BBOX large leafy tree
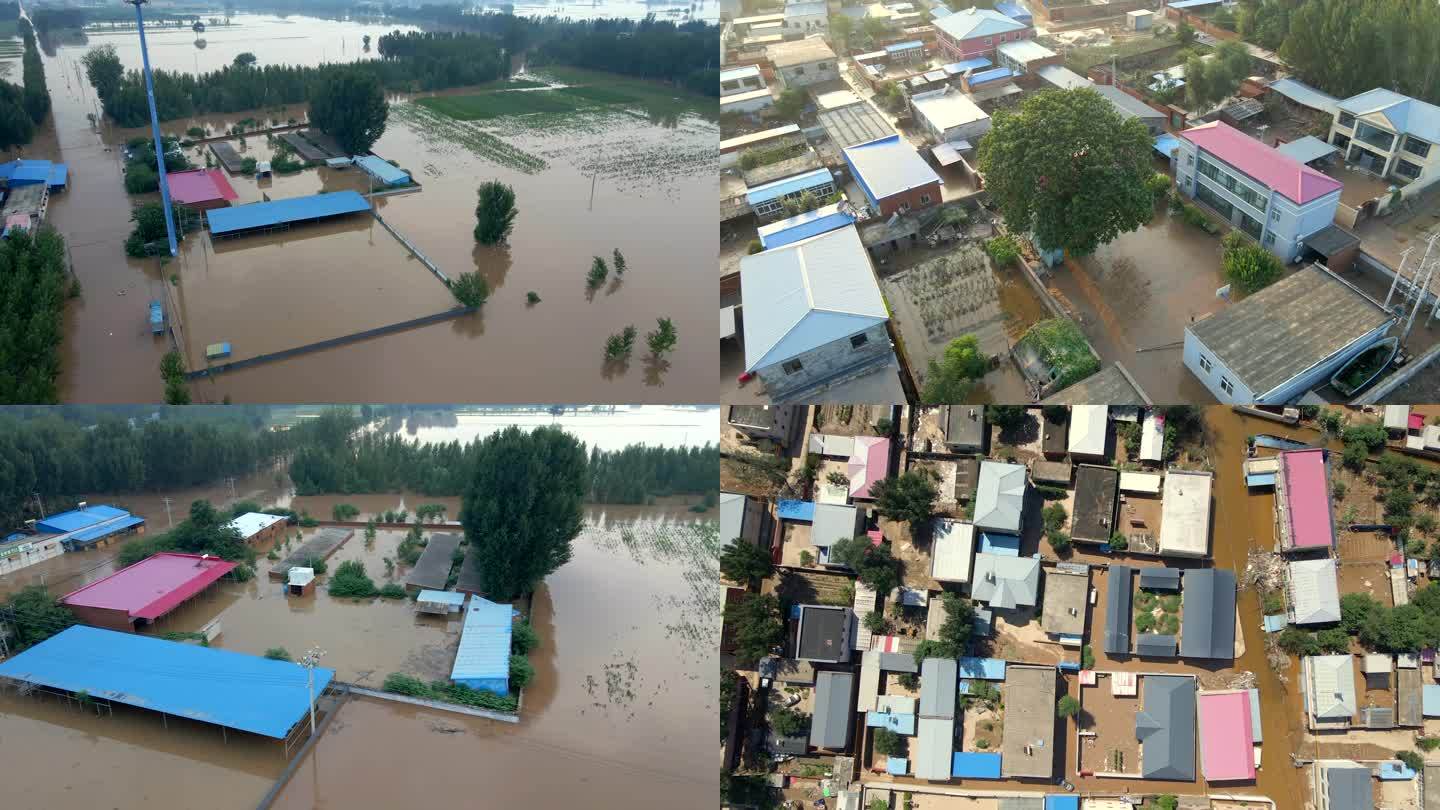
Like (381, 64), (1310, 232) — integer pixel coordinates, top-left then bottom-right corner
(724, 592), (784, 663)
(977, 88), (1153, 256)
(3, 586), (75, 650)
(720, 540), (773, 588)
(921, 335), (988, 404)
(309, 67), (388, 155)
(460, 425), (587, 601)
(474, 180), (518, 245)
(869, 470), (939, 526)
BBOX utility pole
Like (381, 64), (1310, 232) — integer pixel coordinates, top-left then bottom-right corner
(299, 646), (327, 736)
(127, 0), (178, 257)
(33, 492), (44, 519)
(226, 477), (237, 501)
(161, 496), (174, 529)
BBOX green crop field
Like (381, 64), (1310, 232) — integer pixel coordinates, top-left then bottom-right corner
(416, 87), (631, 121)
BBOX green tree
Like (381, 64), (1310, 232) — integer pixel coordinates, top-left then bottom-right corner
(1174, 19), (1196, 45)
(604, 326), (638, 361)
(233, 52), (257, 67)
(459, 425), (587, 600)
(829, 14), (854, 51)
(309, 66), (388, 154)
(872, 727), (905, 756)
(774, 88), (806, 120)
(646, 317), (677, 356)
(509, 654), (535, 689)
(473, 180), (518, 245)
(1277, 626), (1319, 656)
(448, 271), (490, 307)
(3, 586), (76, 650)
(81, 45), (124, 108)
(770, 706), (810, 737)
(587, 255), (609, 288)
(265, 646), (292, 661)
(869, 470), (939, 525)
(1221, 232), (1284, 293)
(724, 592), (784, 663)
(1398, 750), (1425, 773)
(1057, 695), (1081, 718)
(987, 405), (1028, 431)
(921, 334), (989, 404)
(829, 536), (901, 594)
(978, 88), (1153, 256)
(332, 503), (359, 521)
(512, 619), (540, 654)
(720, 540), (773, 587)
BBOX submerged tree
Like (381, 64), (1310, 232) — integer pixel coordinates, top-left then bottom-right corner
(473, 180), (517, 245)
(587, 256), (609, 288)
(460, 425), (587, 600)
(604, 325), (637, 360)
(309, 66), (388, 155)
(646, 317), (677, 356)
(448, 271), (490, 307)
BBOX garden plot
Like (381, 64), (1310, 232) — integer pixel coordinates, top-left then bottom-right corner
(1135, 587), (1182, 637)
(589, 518), (720, 660)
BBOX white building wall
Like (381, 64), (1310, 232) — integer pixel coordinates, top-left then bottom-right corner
(778, 60), (840, 89)
(1182, 329), (1255, 405)
(783, 10), (828, 33)
(0, 538), (65, 577)
(1184, 319), (1395, 405)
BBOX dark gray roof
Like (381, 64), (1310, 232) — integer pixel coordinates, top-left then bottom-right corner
(1362, 706), (1395, 729)
(797, 606), (851, 661)
(1093, 83), (1166, 122)
(818, 101), (894, 149)
(1031, 459), (1072, 484)
(1105, 565), (1133, 655)
(1138, 566), (1182, 591)
(998, 798), (1045, 810)
(973, 606), (993, 638)
(769, 729), (810, 756)
(402, 533), (462, 591)
(1135, 675), (1196, 780)
(1072, 465), (1119, 542)
(1187, 264), (1394, 397)
(920, 657), (957, 719)
(811, 670), (855, 749)
(1041, 411), (1068, 456)
(1324, 764), (1373, 810)
(879, 652), (919, 673)
(1136, 634), (1178, 657)
(945, 405), (986, 449)
(1303, 224), (1361, 257)
(1041, 364), (1151, 406)
(1180, 569), (1237, 660)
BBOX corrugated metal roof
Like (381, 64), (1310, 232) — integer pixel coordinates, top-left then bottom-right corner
(36, 505), (130, 534)
(1138, 566), (1181, 591)
(0, 625), (332, 738)
(60, 552), (236, 621)
(811, 503), (858, 548)
(1323, 764), (1374, 810)
(957, 656), (1006, 680)
(1159, 470), (1212, 556)
(207, 191), (370, 236)
(1309, 655), (1357, 719)
(950, 751), (1002, 778)
(811, 670), (854, 748)
(942, 57), (992, 75)
(915, 716), (954, 778)
(1268, 78), (1338, 115)
(1036, 64), (1090, 90)
(225, 512), (286, 540)
(739, 225), (886, 372)
(417, 589), (467, 606)
(975, 461), (1025, 533)
(67, 515), (146, 546)
(1136, 675), (1196, 780)
(1276, 135), (1339, 165)
(1181, 121), (1342, 204)
(967, 66), (1014, 86)
(996, 38), (1053, 64)
(720, 492), (746, 541)
(1198, 691), (1255, 781)
(1136, 634), (1178, 657)
(745, 167), (834, 206)
(885, 39), (924, 53)
(1094, 84), (1163, 122)
(933, 6), (1026, 40)
(167, 168), (239, 204)
(1288, 557), (1341, 625)
(1105, 565), (1133, 654)
(1180, 568), (1236, 659)
(920, 657), (958, 718)
(450, 597), (514, 685)
(354, 154), (411, 186)
(843, 135), (942, 207)
(970, 553), (1039, 609)
(758, 202), (856, 250)
(776, 499), (816, 521)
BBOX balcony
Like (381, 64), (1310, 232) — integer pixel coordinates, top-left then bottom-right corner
(1353, 123), (1396, 153)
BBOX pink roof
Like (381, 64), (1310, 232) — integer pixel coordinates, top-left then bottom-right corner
(847, 436), (891, 500)
(165, 168), (239, 205)
(1280, 449), (1334, 549)
(1412, 413), (1427, 431)
(1198, 691), (1255, 781)
(61, 552), (237, 621)
(1180, 121), (1343, 205)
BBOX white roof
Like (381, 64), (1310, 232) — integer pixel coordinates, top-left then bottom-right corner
(1068, 405), (1108, 456)
(721, 88), (774, 106)
(931, 519), (976, 583)
(1037, 64), (1092, 90)
(914, 717), (955, 780)
(877, 694), (916, 714)
(975, 460), (1026, 533)
(812, 503), (859, 548)
(721, 124), (801, 153)
(1337, 88), (1440, 145)
(767, 37), (836, 68)
(225, 512), (286, 540)
(1385, 405), (1410, 430)
(1362, 653), (1392, 674)
(1119, 471), (1163, 494)
(721, 64), (762, 83)
(809, 432), (857, 457)
(288, 567), (315, 587)
(1426, 424), (1440, 450)
(786, 0), (827, 17)
(910, 87), (990, 133)
(1307, 654), (1356, 720)
(843, 136), (943, 203)
(1140, 411), (1163, 461)
(1288, 557), (1341, 625)
(816, 89), (862, 110)
(858, 648), (882, 712)
(740, 225), (887, 372)
(1158, 470), (1212, 556)
(933, 6), (1026, 41)
(997, 39), (1056, 64)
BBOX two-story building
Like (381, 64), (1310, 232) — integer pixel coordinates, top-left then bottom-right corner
(1174, 121), (1343, 262)
(766, 37), (839, 89)
(739, 224), (895, 401)
(932, 6), (1031, 63)
(782, 0), (828, 35)
(1328, 88), (1440, 189)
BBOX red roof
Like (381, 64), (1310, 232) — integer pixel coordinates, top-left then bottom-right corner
(165, 168), (239, 205)
(61, 552), (237, 621)
(1411, 413), (1426, 431)
(1180, 121), (1343, 205)
(1198, 691), (1255, 781)
(1281, 449), (1334, 549)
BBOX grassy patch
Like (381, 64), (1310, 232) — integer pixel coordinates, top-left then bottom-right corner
(390, 102), (548, 174)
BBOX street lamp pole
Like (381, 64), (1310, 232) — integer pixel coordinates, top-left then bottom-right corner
(126, 0), (177, 257)
(299, 646), (326, 736)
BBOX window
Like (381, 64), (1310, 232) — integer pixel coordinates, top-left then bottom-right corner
(1220, 377), (1234, 395)
(850, 333), (869, 349)
(1271, 208), (1280, 222)
(1199, 355), (1213, 373)
(782, 359), (804, 375)
(919, 193), (932, 205)
(1186, 154), (1194, 166)
(794, 66), (806, 76)
(1263, 232), (1276, 247)
(984, 37), (992, 45)
(818, 62), (832, 71)
(1404, 137), (1432, 158)
(1239, 212), (1263, 240)
(1396, 159), (1423, 180)
(1337, 112), (1355, 128)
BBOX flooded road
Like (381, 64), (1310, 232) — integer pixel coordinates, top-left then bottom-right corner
(29, 15), (717, 403)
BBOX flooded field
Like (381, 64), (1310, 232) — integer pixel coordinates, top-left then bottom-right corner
(25, 15), (718, 403)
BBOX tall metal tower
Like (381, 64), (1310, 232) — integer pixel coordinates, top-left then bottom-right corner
(126, 0), (177, 257)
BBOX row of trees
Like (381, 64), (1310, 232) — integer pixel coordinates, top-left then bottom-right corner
(0, 22), (44, 149)
(526, 17), (719, 97)
(0, 229), (73, 405)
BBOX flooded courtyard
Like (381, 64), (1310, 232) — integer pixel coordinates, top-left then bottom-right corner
(20, 14), (718, 403)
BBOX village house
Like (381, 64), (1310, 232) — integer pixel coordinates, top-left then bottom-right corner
(720, 64), (765, 96)
(973, 460), (1026, 535)
(932, 6), (1032, 63)
(224, 512), (288, 546)
(915, 657), (957, 781)
(1039, 564), (1088, 645)
(1158, 469), (1212, 558)
(1183, 264), (1396, 404)
(1093, 84), (1166, 136)
(720, 492), (769, 547)
(908, 86), (991, 147)
(842, 135), (944, 218)
(1287, 557), (1341, 626)
(1329, 88), (1440, 189)
(745, 166), (838, 220)
(1180, 568), (1236, 660)
(810, 670), (855, 751)
(766, 37), (838, 89)
(795, 604), (855, 664)
(1304, 655), (1357, 730)
(782, 0), (828, 35)
(1174, 121), (1343, 262)
(738, 226), (893, 400)
(1315, 761), (1374, 810)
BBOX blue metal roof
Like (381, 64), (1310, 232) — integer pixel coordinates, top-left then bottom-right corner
(67, 515), (146, 547)
(451, 597), (513, 688)
(951, 751), (1002, 778)
(866, 711), (916, 734)
(745, 167), (834, 206)
(5, 159), (54, 184)
(943, 57), (992, 75)
(36, 505), (130, 534)
(417, 589), (466, 606)
(1153, 133), (1180, 157)
(1167, 0), (1220, 8)
(354, 154), (411, 186)
(1045, 798), (1079, 810)
(886, 756), (909, 775)
(994, 1), (1032, 22)
(1380, 761), (1417, 780)
(1247, 471), (1277, 487)
(0, 625), (333, 738)
(968, 67), (1013, 86)
(1424, 684), (1440, 717)
(885, 40), (924, 53)
(958, 656), (1006, 680)
(207, 191), (370, 236)
(776, 499), (817, 521)
(758, 204), (856, 250)
(978, 532), (1020, 556)
(47, 163), (67, 187)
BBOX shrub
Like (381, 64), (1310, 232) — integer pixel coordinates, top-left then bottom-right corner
(985, 234), (1020, 267)
(1222, 231), (1284, 294)
(264, 647), (292, 661)
(864, 609), (888, 634)
(327, 559), (378, 598)
(378, 583), (407, 599)
(1109, 532), (1128, 550)
(448, 271), (490, 307)
(509, 653), (535, 690)
(1057, 695), (1080, 718)
(1398, 750), (1425, 773)
(873, 727), (906, 756)
(1144, 171), (1171, 202)
(512, 619), (540, 654)
(747, 239), (762, 254)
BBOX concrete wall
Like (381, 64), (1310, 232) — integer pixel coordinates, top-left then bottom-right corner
(777, 60), (840, 89)
(756, 321), (894, 400)
(243, 521), (288, 547)
(720, 93), (776, 116)
(782, 11), (827, 33)
(1045, 0), (1150, 23)
(0, 538), (63, 577)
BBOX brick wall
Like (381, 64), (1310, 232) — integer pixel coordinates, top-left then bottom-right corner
(875, 181), (942, 218)
(67, 605), (136, 633)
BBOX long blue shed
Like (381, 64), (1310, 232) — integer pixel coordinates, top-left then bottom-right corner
(206, 190), (370, 236)
(951, 751), (1002, 778)
(0, 625), (333, 738)
(354, 154), (412, 187)
(36, 504), (130, 534)
(451, 596), (514, 695)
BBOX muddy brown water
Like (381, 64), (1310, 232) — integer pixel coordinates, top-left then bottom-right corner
(28, 16), (718, 403)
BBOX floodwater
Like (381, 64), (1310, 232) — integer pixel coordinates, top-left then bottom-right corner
(504, 0), (719, 23)
(1048, 209), (1225, 404)
(25, 14), (718, 403)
